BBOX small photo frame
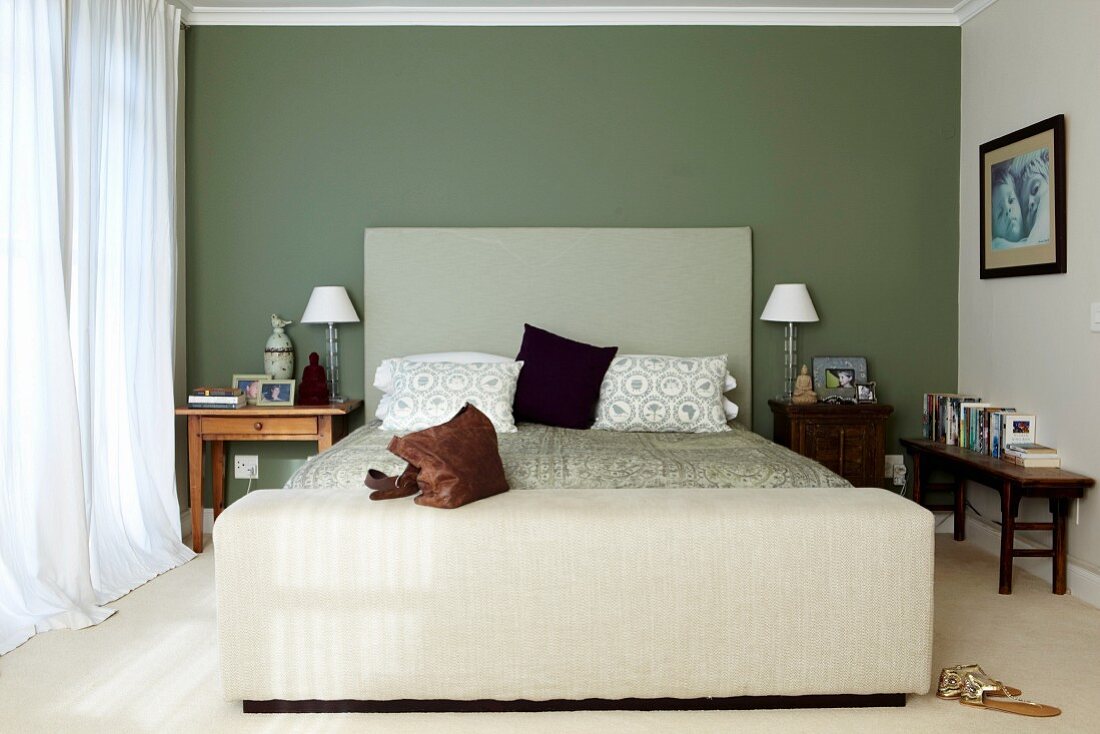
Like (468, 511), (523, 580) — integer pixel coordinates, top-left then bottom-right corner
(812, 357), (868, 402)
(232, 373), (270, 405)
(256, 379), (295, 406)
(856, 382), (877, 404)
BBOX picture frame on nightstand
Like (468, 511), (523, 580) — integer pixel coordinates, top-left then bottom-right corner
(812, 357), (868, 403)
(232, 373), (270, 405)
(256, 379), (296, 406)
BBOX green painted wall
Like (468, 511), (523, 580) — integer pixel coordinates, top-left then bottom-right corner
(186, 26), (959, 505)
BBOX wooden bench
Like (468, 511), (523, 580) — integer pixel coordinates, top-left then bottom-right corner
(900, 438), (1093, 595)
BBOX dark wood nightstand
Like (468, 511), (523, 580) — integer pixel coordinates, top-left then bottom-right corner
(769, 399), (893, 487)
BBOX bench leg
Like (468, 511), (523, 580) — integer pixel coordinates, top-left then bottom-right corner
(1051, 498), (1070, 595)
(998, 481), (1015, 594)
(910, 451), (922, 505)
(953, 476), (966, 541)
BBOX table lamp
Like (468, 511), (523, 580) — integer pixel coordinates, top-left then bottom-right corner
(760, 283), (819, 400)
(301, 286), (360, 402)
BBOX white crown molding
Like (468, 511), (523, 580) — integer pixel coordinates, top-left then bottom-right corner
(953, 0), (998, 25)
(182, 4), (972, 27)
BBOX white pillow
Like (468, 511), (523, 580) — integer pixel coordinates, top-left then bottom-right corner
(619, 354), (735, 393)
(373, 352), (738, 421)
(381, 360), (523, 433)
(724, 397), (739, 420)
(592, 355), (731, 433)
(384, 393), (737, 422)
(374, 352), (513, 394)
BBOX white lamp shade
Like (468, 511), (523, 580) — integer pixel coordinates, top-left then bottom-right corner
(759, 283), (819, 323)
(301, 286), (360, 324)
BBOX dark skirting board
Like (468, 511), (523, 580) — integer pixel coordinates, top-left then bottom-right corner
(244, 694), (905, 714)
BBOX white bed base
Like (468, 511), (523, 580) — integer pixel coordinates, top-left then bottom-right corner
(216, 485), (934, 711)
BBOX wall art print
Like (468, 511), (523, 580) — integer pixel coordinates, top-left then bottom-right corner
(980, 114), (1065, 279)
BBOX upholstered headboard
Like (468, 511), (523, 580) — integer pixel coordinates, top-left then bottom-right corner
(363, 227), (753, 426)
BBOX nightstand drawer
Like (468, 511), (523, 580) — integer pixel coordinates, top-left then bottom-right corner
(200, 415), (319, 436)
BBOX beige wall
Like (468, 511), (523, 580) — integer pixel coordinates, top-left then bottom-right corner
(959, 0), (1100, 573)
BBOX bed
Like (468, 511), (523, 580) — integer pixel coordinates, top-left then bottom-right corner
(216, 227), (934, 712)
(286, 421), (851, 490)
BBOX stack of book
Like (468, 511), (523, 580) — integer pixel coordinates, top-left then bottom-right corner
(1003, 443), (1061, 468)
(922, 392), (1038, 460)
(188, 387), (245, 409)
(922, 393), (983, 445)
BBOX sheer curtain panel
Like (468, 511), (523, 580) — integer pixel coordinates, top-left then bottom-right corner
(0, 0), (114, 654)
(0, 0), (192, 655)
(68, 0), (192, 603)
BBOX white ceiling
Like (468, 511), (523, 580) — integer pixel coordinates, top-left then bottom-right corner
(178, 0), (997, 26)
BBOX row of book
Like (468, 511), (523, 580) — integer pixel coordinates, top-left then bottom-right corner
(188, 387), (245, 409)
(921, 392), (1060, 468)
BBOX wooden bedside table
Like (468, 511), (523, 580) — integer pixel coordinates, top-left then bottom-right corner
(769, 399), (893, 487)
(175, 400), (363, 552)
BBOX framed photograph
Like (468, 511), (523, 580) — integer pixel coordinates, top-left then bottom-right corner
(856, 382), (877, 404)
(232, 373), (270, 405)
(256, 379), (295, 406)
(812, 357), (868, 403)
(980, 114), (1065, 279)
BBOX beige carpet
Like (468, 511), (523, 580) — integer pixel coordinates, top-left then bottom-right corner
(1, 535), (1097, 733)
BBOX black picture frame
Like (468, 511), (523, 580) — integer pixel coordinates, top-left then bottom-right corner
(856, 382), (877, 404)
(979, 114), (1066, 279)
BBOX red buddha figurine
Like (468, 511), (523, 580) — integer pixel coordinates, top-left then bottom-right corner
(298, 352), (329, 405)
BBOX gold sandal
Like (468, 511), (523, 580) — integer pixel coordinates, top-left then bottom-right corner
(960, 670), (1061, 717)
(937, 664), (1021, 699)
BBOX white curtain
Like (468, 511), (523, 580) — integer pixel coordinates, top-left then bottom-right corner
(0, 0), (192, 654)
(68, 0), (192, 601)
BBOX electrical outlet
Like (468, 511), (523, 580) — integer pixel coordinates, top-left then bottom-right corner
(884, 454), (903, 476)
(892, 464), (908, 487)
(234, 455), (258, 480)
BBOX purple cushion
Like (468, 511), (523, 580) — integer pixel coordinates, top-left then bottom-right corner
(513, 324), (618, 429)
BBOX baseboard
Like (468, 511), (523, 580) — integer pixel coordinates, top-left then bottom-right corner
(180, 509), (215, 539)
(932, 512), (955, 536)
(958, 511), (1100, 609)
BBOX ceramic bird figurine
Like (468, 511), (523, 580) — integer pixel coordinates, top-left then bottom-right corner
(264, 314), (295, 379)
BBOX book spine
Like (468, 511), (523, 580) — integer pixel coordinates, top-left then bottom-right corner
(922, 394), (931, 439)
(991, 412), (1002, 458)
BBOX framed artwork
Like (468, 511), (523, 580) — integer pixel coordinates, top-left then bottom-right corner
(856, 382), (877, 404)
(979, 114), (1066, 279)
(812, 357), (868, 403)
(256, 379), (296, 406)
(232, 373), (270, 405)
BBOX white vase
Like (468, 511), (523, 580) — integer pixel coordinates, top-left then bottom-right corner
(264, 315), (295, 380)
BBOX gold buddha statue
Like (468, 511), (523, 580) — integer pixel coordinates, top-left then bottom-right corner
(791, 364), (817, 405)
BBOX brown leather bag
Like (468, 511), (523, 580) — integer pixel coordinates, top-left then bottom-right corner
(365, 403), (509, 509)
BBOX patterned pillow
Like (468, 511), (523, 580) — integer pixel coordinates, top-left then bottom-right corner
(592, 355), (731, 433)
(381, 361), (523, 433)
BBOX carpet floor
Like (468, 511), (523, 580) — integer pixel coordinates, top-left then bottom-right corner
(1, 534), (1097, 733)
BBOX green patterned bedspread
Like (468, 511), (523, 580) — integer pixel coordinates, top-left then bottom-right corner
(285, 421), (850, 490)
